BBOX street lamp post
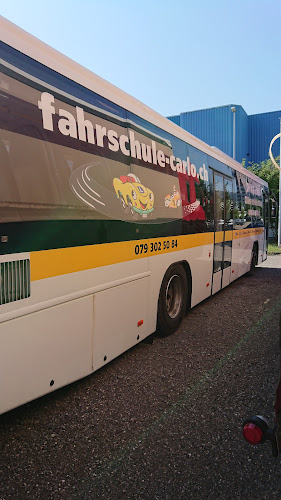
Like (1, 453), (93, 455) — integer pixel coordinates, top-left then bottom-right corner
(268, 119), (281, 246)
(231, 106), (236, 160)
(279, 118), (281, 247)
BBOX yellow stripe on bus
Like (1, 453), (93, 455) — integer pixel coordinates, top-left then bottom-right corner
(214, 232), (223, 243)
(233, 227), (264, 239)
(30, 227), (264, 281)
(215, 231), (234, 243)
(30, 232), (213, 281)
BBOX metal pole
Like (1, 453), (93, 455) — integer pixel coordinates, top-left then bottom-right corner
(278, 118), (281, 246)
(231, 107), (236, 160)
(269, 127), (281, 246)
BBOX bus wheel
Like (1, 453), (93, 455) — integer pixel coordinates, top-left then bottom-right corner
(157, 264), (188, 336)
(248, 243), (258, 276)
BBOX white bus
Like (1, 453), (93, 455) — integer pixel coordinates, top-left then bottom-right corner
(0, 16), (269, 414)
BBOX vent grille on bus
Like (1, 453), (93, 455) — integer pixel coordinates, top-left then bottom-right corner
(0, 259), (31, 305)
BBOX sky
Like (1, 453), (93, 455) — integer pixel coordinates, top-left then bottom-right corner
(2, 0), (281, 118)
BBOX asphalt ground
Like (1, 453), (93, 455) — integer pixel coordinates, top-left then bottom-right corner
(1, 255), (281, 500)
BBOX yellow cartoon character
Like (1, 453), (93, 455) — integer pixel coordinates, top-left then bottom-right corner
(113, 174), (154, 219)
(165, 186), (182, 208)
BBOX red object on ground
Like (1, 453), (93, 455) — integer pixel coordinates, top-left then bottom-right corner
(243, 423), (264, 445)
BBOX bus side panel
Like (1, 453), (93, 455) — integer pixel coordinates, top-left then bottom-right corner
(0, 296), (93, 414)
(92, 277), (149, 371)
(258, 231), (265, 264)
(231, 235), (251, 280)
(231, 231), (265, 282)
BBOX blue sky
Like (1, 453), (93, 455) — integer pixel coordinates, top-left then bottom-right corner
(2, 0), (281, 117)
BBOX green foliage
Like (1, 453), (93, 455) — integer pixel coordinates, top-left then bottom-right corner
(268, 242), (281, 254)
(247, 157), (280, 241)
(247, 157), (280, 198)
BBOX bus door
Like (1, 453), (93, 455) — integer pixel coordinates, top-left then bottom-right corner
(212, 173), (233, 295)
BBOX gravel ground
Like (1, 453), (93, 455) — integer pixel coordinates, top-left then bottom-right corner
(1, 255), (281, 500)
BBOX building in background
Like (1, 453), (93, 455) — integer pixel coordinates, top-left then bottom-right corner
(168, 105), (281, 166)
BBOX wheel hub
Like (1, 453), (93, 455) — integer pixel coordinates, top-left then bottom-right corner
(165, 274), (182, 319)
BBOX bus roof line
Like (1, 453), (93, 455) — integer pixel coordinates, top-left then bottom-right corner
(0, 16), (267, 187)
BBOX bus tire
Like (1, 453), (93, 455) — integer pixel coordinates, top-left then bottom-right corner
(157, 264), (188, 337)
(248, 243), (258, 276)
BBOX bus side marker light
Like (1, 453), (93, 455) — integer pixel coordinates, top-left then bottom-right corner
(209, 251), (211, 258)
(242, 415), (278, 456)
(243, 423), (264, 445)
(206, 283), (209, 287)
(232, 270), (234, 274)
(137, 320), (143, 327)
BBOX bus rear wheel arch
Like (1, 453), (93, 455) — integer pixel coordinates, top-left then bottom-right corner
(249, 242), (259, 276)
(157, 263), (189, 337)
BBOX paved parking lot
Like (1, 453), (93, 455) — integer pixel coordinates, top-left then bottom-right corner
(1, 255), (281, 499)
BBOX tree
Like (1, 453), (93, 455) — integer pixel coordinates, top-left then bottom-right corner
(247, 157), (280, 241)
